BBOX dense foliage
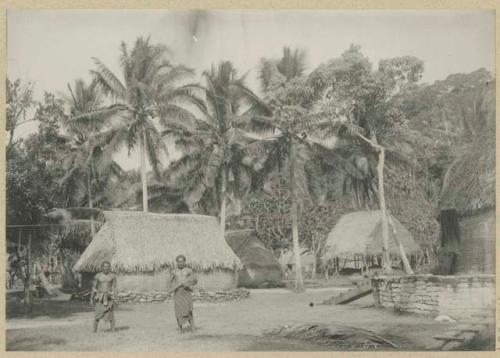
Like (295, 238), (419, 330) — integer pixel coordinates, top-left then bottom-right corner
(6, 39), (494, 278)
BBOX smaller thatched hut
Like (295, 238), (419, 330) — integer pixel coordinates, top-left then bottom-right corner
(322, 211), (421, 271)
(225, 230), (283, 288)
(279, 248), (316, 278)
(73, 211), (241, 292)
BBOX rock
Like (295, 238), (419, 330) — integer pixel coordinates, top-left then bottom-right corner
(435, 315), (457, 323)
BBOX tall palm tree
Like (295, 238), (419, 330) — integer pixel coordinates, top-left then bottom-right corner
(242, 47), (319, 292)
(246, 47), (365, 290)
(60, 79), (123, 236)
(164, 61), (264, 238)
(90, 36), (196, 212)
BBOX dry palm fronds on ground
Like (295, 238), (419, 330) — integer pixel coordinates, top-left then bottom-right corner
(264, 323), (399, 350)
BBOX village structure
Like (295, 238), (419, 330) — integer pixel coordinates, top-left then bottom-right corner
(4, 9), (496, 352)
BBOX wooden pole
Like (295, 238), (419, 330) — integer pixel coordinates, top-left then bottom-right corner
(377, 147), (392, 274)
(388, 214), (414, 274)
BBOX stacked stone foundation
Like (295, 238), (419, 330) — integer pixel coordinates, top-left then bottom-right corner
(372, 274), (495, 319)
(117, 287), (250, 304)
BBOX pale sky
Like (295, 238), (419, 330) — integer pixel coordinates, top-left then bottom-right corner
(7, 10), (495, 170)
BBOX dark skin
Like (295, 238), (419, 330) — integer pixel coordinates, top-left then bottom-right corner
(90, 263), (117, 333)
(168, 258), (197, 291)
(169, 257), (198, 332)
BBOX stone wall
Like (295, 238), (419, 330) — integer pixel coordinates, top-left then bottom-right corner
(117, 288), (250, 304)
(372, 274), (495, 319)
(457, 210), (495, 274)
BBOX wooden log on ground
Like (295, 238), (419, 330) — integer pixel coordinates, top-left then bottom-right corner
(433, 336), (465, 342)
(322, 280), (372, 305)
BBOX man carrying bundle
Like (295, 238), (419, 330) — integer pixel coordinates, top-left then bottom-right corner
(168, 255), (197, 333)
(90, 261), (117, 333)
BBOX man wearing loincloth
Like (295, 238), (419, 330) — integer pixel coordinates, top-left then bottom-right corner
(168, 255), (197, 333)
(90, 261), (117, 333)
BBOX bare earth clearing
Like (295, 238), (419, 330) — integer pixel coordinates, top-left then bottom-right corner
(7, 288), (452, 351)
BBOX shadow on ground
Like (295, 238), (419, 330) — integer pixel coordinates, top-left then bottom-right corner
(6, 299), (93, 319)
(7, 335), (67, 351)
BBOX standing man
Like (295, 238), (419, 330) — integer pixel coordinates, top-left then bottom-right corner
(168, 255), (197, 333)
(90, 261), (117, 333)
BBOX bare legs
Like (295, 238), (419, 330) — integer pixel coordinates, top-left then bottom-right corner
(189, 313), (195, 332)
(93, 319), (115, 333)
(177, 315), (194, 333)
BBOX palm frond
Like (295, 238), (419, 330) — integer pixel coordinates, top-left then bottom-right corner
(235, 114), (278, 136)
(91, 57), (127, 100)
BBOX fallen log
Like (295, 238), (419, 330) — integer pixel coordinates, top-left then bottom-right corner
(323, 280), (372, 305)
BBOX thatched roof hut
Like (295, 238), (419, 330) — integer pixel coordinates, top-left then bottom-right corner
(322, 210), (421, 260)
(74, 211), (241, 273)
(73, 211), (242, 292)
(225, 230), (283, 287)
(279, 248), (316, 275)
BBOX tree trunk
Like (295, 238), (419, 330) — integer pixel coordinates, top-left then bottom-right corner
(441, 107), (451, 146)
(87, 173), (95, 237)
(219, 170), (227, 240)
(311, 234), (317, 279)
(24, 233), (32, 314)
(388, 214), (414, 274)
(140, 130), (148, 212)
(288, 139), (305, 293)
(7, 128), (15, 157)
(377, 147), (392, 274)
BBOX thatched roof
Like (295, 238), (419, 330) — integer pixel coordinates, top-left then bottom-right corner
(322, 210), (421, 259)
(225, 230), (281, 269)
(440, 80), (495, 215)
(73, 211), (241, 273)
(279, 248), (315, 266)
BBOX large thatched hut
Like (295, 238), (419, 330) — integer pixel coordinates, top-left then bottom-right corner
(440, 82), (495, 274)
(322, 211), (421, 270)
(225, 230), (283, 288)
(73, 211), (241, 292)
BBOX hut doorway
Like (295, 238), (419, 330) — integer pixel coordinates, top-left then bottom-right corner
(434, 209), (461, 275)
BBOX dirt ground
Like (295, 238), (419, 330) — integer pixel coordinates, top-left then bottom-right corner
(6, 288), (456, 351)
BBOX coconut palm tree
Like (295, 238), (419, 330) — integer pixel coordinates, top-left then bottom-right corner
(240, 47), (321, 292)
(244, 47), (367, 291)
(60, 79), (123, 236)
(90, 36), (196, 212)
(164, 61), (265, 239)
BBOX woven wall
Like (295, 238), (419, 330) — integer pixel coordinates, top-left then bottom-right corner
(456, 210), (495, 274)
